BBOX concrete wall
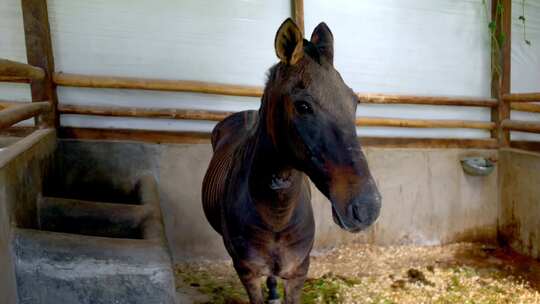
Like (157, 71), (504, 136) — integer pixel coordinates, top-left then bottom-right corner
(53, 140), (499, 261)
(0, 165), (18, 304)
(0, 130), (57, 304)
(163, 145), (498, 260)
(499, 148), (540, 259)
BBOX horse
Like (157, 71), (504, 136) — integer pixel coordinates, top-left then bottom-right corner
(202, 18), (381, 304)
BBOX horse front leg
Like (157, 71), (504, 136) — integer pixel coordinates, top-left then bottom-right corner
(283, 275), (306, 304)
(283, 256), (309, 304)
(234, 264), (264, 304)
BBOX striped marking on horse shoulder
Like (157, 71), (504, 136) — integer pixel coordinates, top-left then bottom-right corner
(202, 144), (236, 234)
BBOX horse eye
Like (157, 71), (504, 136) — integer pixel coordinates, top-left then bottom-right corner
(294, 101), (313, 115)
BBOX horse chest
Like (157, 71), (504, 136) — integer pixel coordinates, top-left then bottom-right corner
(224, 213), (314, 278)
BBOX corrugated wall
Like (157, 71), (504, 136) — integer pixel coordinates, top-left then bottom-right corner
(2, 0), (537, 139)
(510, 0), (540, 141)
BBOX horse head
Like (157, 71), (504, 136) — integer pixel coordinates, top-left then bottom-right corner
(262, 18), (381, 232)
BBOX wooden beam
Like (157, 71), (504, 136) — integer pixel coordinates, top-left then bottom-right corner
(0, 126), (35, 137)
(360, 137), (498, 149)
(0, 101), (29, 113)
(292, 0), (304, 35)
(0, 102), (18, 111)
(58, 127), (498, 149)
(490, 0), (511, 147)
(0, 100), (34, 107)
(59, 104), (495, 130)
(0, 102), (50, 129)
(502, 119), (540, 133)
(0, 58), (45, 82)
(59, 104), (232, 121)
(511, 140), (540, 152)
(53, 72), (264, 97)
(0, 129), (54, 169)
(503, 93), (540, 102)
(356, 117), (495, 130)
(53, 73), (498, 108)
(357, 93), (497, 107)
(500, 0), (512, 98)
(58, 127), (211, 144)
(510, 102), (540, 113)
(21, 0), (59, 127)
(0, 76), (31, 83)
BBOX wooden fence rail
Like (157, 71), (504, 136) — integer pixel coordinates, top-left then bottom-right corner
(53, 73), (264, 97)
(357, 94), (497, 107)
(0, 101), (21, 110)
(59, 104), (494, 130)
(55, 126), (499, 149)
(0, 102), (50, 129)
(54, 72), (497, 107)
(510, 103), (540, 113)
(356, 117), (494, 130)
(59, 104), (232, 121)
(503, 93), (540, 102)
(0, 58), (45, 83)
(502, 119), (540, 134)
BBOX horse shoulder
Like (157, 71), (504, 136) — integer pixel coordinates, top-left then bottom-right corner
(211, 110), (258, 151)
(201, 111), (258, 234)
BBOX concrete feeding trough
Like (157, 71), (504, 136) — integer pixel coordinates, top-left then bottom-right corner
(460, 156), (495, 176)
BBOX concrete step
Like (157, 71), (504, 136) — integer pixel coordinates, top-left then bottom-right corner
(13, 228), (177, 304)
(39, 196), (151, 239)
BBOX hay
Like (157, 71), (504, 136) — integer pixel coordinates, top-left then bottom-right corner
(175, 243), (540, 303)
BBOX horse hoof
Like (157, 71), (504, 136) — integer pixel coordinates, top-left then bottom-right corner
(268, 300), (281, 304)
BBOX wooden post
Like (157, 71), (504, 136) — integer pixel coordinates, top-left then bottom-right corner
(21, 0), (58, 128)
(292, 0), (304, 35)
(490, 0), (511, 147)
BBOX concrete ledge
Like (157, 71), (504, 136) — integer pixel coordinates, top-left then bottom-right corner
(0, 128), (56, 303)
(13, 228), (177, 304)
(0, 129), (55, 169)
(39, 197), (151, 238)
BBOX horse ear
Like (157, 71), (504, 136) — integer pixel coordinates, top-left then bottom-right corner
(310, 22), (334, 65)
(275, 18), (304, 65)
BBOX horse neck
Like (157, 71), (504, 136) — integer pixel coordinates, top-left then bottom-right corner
(246, 118), (304, 231)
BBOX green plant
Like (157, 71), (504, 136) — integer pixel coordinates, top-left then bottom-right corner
(518, 0), (531, 45)
(482, 0), (505, 82)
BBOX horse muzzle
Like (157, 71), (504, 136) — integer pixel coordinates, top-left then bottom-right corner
(331, 191), (381, 233)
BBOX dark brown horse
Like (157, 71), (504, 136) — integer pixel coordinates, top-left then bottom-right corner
(202, 18), (381, 304)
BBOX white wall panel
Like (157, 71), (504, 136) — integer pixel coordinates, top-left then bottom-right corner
(0, 0), (26, 62)
(305, 0), (491, 97)
(510, 0), (540, 141)
(44, 0), (288, 131)
(0, 0), (32, 106)
(4, 1), (537, 139)
(304, 0), (492, 138)
(48, 0), (290, 85)
(511, 0), (540, 93)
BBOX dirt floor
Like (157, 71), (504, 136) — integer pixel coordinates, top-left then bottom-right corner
(175, 242), (540, 304)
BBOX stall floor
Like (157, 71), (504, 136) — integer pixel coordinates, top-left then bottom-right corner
(175, 242), (540, 303)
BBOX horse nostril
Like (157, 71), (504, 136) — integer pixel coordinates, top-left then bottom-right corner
(352, 203), (370, 224)
(351, 195), (381, 226)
